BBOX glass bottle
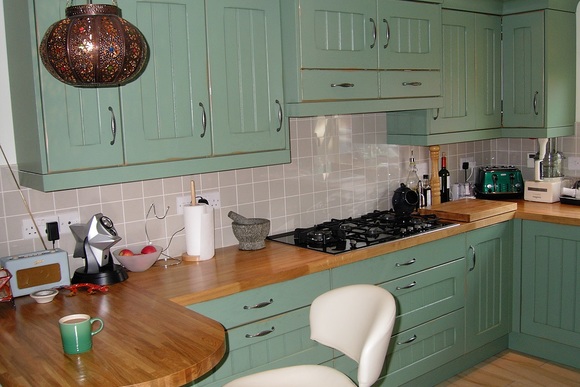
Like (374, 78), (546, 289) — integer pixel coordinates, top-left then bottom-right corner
(421, 175), (432, 208)
(406, 150), (420, 193)
(439, 152), (450, 203)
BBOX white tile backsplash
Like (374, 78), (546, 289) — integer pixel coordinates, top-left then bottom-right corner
(1, 113), (579, 276)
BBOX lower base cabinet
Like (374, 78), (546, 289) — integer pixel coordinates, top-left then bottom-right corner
(513, 220), (580, 369)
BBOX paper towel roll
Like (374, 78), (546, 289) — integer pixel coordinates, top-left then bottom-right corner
(183, 204), (215, 261)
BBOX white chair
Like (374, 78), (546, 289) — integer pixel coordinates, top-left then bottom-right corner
(223, 284), (397, 387)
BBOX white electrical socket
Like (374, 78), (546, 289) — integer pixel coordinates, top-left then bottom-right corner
(21, 211), (80, 240)
(527, 153), (536, 169)
(176, 190), (221, 215)
(568, 156), (580, 171)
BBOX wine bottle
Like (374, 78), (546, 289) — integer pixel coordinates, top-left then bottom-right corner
(439, 152), (450, 202)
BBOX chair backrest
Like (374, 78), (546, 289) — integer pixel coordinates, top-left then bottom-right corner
(309, 284), (396, 387)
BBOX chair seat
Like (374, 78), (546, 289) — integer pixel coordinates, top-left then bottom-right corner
(223, 364), (357, 387)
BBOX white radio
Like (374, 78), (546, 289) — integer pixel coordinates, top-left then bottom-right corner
(0, 249), (70, 297)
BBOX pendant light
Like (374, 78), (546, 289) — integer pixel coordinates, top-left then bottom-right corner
(39, 0), (148, 87)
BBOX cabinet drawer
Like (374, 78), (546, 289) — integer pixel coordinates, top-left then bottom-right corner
(382, 258), (465, 332)
(332, 234), (465, 286)
(379, 71), (441, 98)
(301, 70), (379, 101)
(333, 309), (465, 386)
(195, 307), (332, 386)
(187, 271), (330, 329)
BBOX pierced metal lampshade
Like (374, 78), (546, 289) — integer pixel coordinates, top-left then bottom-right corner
(39, 1), (148, 87)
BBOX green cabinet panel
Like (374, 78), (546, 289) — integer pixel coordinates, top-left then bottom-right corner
(378, 1), (441, 70)
(191, 307), (332, 386)
(5, 0), (290, 191)
(521, 221), (580, 354)
(120, 0), (211, 163)
(387, 10), (501, 145)
(465, 222), (513, 353)
(207, 0), (287, 155)
(280, 0), (443, 116)
(298, 0), (377, 69)
(502, 9), (576, 137)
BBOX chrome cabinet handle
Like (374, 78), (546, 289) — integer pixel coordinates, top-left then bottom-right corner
(383, 18), (391, 48)
(402, 82), (422, 87)
(331, 83), (355, 88)
(395, 258), (416, 267)
(433, 108), (439, 120)
(396, 281), (417, 290)
(243, 298), (273, 310)
(468, 245), (476, 271)
(397, 334), (417, 345)
(245, 327), (275, 338)
(199, 102), (207, 138)
(275, 99), (283, 132)
(370, 18), (377, 49)
(108, 106), (117, 145)
(533, 91), (539, 115)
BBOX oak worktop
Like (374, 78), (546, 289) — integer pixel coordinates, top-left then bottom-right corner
(1, 199), (578, 386)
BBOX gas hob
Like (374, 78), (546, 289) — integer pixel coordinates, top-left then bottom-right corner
(267, 210), (458, 255)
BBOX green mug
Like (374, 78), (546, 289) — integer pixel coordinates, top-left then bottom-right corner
(58, 313), (104, 354)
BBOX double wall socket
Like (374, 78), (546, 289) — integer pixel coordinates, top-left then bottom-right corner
(176, 190), (221, 214)
(21, 211), (80, 240)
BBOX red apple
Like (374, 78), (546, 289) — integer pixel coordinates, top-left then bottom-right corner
(118, 249), (134, 256)
(141, 245), (157, 254)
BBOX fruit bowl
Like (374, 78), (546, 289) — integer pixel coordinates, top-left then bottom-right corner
(112, 245), (162, 272)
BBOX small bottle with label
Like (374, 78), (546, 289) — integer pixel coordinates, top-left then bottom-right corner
(421, 175), (432, 208)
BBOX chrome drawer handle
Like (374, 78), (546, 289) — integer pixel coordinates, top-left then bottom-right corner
(370, 18), (377, 49)
(108, 107), (117, 145)
(331, 83), (355, 88)
(397, 334), (417, 345)
(402, 82), (422, 87)
(395, 258), (416, 267)
(243, 299), (273, 310)
(199, 102), (207, 138)
(468, 245), (476, 271)
(245, 327), (275, 338)
(276, 99), (283, 132)
(396, 281), (416, 290)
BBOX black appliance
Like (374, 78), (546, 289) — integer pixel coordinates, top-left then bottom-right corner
(267, 210), (458, 254)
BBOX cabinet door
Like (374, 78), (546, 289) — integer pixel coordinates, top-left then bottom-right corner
(521, 221), (580, 348)
(207, 0), (287, 155)
(474, 13), (501, 129)
(378, 0), (441, 70)
(502, 11), (544, 128)
(119, 0), (212, 164)
(298, 0), (377, 69)
(465, 222), (513, 353)
(34, 0), (124, 172)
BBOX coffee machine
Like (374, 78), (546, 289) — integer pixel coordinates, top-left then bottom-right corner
(70, 213), (128, 285)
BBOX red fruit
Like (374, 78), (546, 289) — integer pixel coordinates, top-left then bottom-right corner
(119, 249), (134, 256)
(141, 245), (157, 254)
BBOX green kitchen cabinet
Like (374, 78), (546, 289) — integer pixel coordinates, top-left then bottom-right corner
(331, 235), (466, 386)
(465, 222), (513, 353)
(502, 9), (576, 138)
(187, 271), (332, 386)
(4, 0), (289, 192)
(206, 0), (287, 156)
(514, 220), (580, 369)
(280, 0), (443, 117)
(386, 10), (502, 145)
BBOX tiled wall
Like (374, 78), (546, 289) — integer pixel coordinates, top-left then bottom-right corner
(1, 113), (579, 275)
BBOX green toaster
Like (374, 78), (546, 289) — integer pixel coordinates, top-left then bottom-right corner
(475, 166), (524, 198)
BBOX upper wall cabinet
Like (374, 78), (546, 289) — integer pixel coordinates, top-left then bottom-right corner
(3, 0), (289, 192)
(502, 9), (576, 138)
(387, 9), (502, 145)
(281, 0), (443, 117)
